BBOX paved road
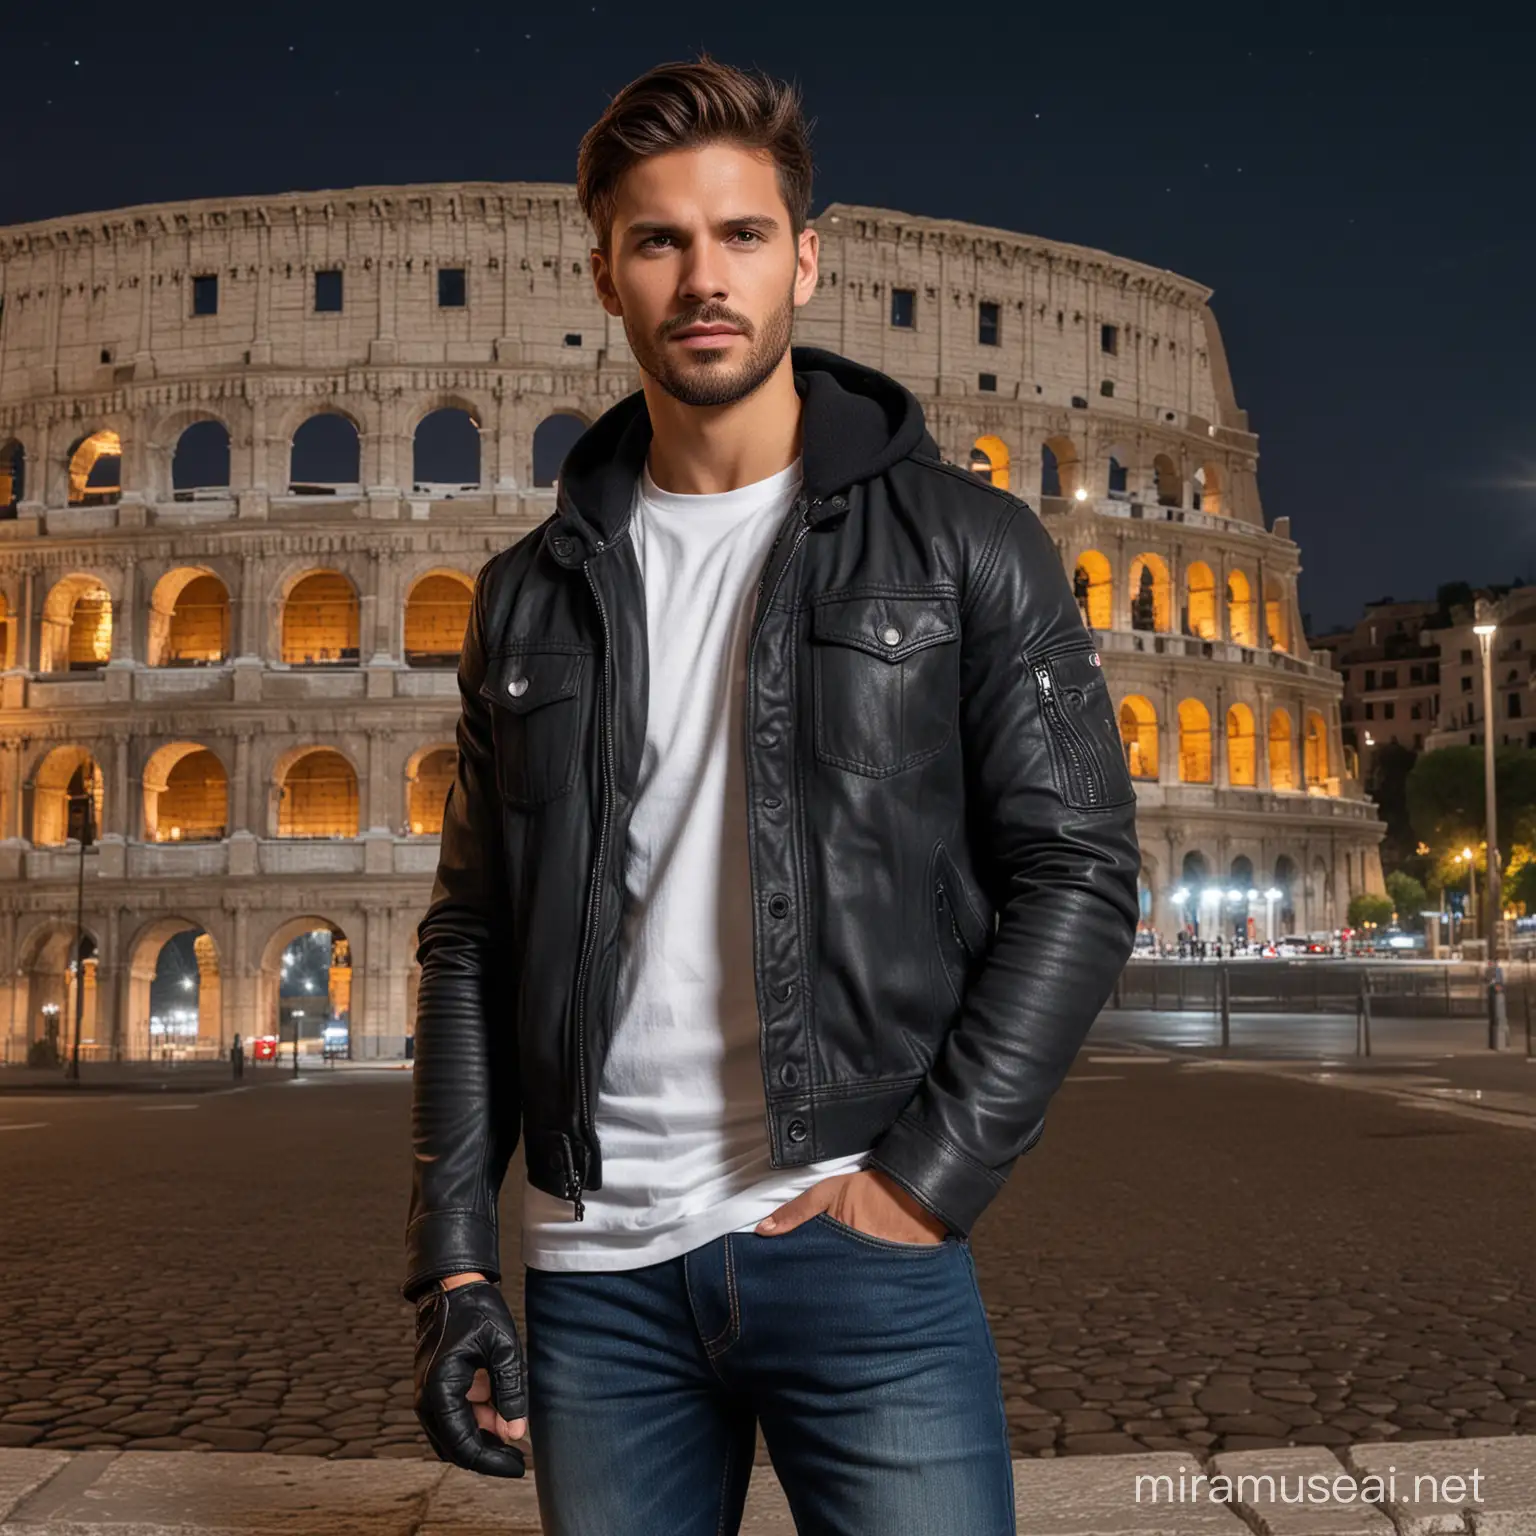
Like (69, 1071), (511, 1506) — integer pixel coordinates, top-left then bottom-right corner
(1, 1042), (1531, 1462)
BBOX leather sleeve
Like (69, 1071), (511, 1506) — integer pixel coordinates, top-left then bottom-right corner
(864, 493), (1141, 1237)
(401, 561), (519, 1304)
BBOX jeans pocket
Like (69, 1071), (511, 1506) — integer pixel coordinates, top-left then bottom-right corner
(813, 1211), (953, 1253)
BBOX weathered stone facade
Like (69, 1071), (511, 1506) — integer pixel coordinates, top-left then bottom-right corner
(0, 182), (1384, 1062)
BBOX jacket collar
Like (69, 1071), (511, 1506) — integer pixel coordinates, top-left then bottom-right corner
(543, 345), (933, 567)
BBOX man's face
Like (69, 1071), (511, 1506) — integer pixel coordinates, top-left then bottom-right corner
(592, 140), (818, 408)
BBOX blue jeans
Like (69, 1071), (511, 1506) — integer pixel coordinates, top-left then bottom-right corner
(523, 1213), (1016, 1535)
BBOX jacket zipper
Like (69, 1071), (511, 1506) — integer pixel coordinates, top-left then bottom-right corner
(935, 876), (972, 959)
(1033, 661), (1100, 807)
(566, 551), (616, 1222)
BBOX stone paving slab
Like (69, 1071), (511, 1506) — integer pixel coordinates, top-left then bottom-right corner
(1211, 1448), (1396, 1534)
(1345, 1438), (1536, 1536)
(3, 1439), (1533, 1533)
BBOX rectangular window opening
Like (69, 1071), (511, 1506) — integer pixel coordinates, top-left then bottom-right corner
(438, 267), (467, 308)
(978, 301), (999, 346)
(890, 287), (915, 328)
(192, 274), (219, 316)
(314, 269), (343, 312)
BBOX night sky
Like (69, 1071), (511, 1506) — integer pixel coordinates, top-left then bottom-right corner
(6, 2), (1530, 632)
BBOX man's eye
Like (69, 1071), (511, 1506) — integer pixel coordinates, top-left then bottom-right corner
(731, 230), (763, 244)
(640, 234), (673, 249)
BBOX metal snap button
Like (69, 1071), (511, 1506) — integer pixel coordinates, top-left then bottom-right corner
(779, 1062), (799, 1087)
(507, 675), (528, 697)
(880, 624), (901, 646)
(551, 536), (571, 554)
(768, 893), (790, 918)
(787, 1118), (807, 1142)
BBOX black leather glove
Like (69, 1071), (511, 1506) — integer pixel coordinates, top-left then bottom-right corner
(413, 1279), (529, 1477)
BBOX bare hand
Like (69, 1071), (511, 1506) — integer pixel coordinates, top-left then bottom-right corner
(754, 1169), (949, 1243)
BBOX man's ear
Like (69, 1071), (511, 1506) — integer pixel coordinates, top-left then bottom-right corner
(591, 246), (623, 319)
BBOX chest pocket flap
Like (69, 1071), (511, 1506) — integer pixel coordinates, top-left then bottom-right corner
(479, 647), (589, 805)
(810, 593), (960, 778)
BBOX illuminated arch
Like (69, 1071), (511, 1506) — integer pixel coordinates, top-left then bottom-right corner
(1128, 552), (1172, 632)
(1226, 703), (1257, 787)
(126, 919), (221, 1059)
(40, 574), (112, 672)
(1185, 561), (1218, 639)
(274, 747), (359, 839)
(1177, 698), (1212, 783)
(1227, 569), (1256, 646)
(1305, 710), (1330, 789)
(142, 742), (229, 842)
(1119, 695), (1159, 780)
(1269, 709), (1295, 791)
(281, 571), (360, 665)
(147, 568), (230, 666)
(1194, 461), (1224, 517)
(32, 745), (105, 846)
(406, 744), (458, 836)
(403, 571), (473, 667)
(1265, 576), (1291, 653)
(1071, 549), (1113, 629)
(970, 434), (1011, 492)
(67, 430), (121, 505)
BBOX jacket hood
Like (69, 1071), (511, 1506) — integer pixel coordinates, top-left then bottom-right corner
(544, 345), (935, 563)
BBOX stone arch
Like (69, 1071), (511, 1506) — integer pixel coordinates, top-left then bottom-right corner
(1311, 855), (1335, 931)
(406, 742), (458, 835)
(1304, 709), (1330, 788)
(1119, 694), (1158, 780)
(1040, 434), (1081, 500)
(1265, 575), (1291, 653)
(1105, 445), (1131, 500)
(280, 569), (360, 665)
(1274, 853), (1299, 932)
(970, 434), (1011, 492)
(30, 744), (105, 846)
(257, 916), (353, 1061)
(1177, 698), (1213, 783)
(1226, 702), (1257, 787)
(125, 917), (222, 1060)
(0, 437), (25, 513)
(1194, 461), (1223, 517)
(1152, 452), (1181, 509)
(40, 572), (113, 672)
(532, 411), (589, 488)
(15, 918), (103, 1063)
(171, 418), (233, 498)
(289, 408), (363, 493)
(1185, 560), (1218, 640)
(66, 429), (122, 505)
(1071, 549), (1113, 629)
(142, 741), (229, 842)
(272, 746), (359, 838)
(412, 403), (483, 492)
(1128, 552), (1172, 632)
(403, 569), (473, 667)
(1269, 708), (1296, 791)
(147, 567), (230, 666)
(1227, 568), (1257, 646)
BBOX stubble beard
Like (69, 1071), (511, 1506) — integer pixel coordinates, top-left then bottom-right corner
(630, 281), (797, 409)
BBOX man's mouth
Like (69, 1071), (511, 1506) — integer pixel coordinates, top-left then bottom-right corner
(672, 324), (744, 344)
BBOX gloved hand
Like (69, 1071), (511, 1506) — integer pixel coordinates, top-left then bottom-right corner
(413, 1279), (529, 1477)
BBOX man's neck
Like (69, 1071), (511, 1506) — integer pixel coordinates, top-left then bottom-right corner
(642, 353), (803, 495)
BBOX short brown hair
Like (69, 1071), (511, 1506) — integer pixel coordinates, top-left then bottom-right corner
(577, 52), (815, 257)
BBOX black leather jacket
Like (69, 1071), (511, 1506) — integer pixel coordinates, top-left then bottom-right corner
(401, 345), (1140, 1303)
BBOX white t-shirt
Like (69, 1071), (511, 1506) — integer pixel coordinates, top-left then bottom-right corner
(520, 452), (868, 1270)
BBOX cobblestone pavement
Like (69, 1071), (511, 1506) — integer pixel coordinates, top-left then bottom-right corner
(0, 1041), (1531, 1464)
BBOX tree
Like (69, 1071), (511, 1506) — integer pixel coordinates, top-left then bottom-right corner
(1348, 892), (1393, 929)
(1385, 871), (1428, 929)
(1366, 741), (1419, 873)
(1406, 746), (1536, 855)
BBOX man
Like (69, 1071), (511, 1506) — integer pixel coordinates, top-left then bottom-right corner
(404, 52), (1139, 1536)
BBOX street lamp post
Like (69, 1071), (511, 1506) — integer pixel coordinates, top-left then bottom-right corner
(66, 787), (97, 1082)
(1473, 598), (1507, 1048)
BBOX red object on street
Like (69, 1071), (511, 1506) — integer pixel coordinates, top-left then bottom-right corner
(252, 1035), (279, 1061)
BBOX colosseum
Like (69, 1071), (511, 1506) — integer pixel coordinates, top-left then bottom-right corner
(0, 180), (1385, 1064)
